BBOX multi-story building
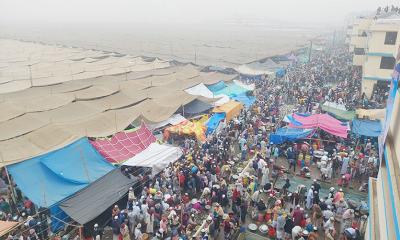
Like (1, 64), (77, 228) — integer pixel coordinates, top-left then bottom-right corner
(362, 17), (400, 97)
(348, 13), (400, 98)
(348, 11), (400, 240)
(349, 18), (372, 66)
(366, 62), (400, 239)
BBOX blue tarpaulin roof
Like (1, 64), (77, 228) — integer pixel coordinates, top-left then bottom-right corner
(210, 82), (249, 97)
(8, 138), (115, 207)
(351, 119), (382, 137)
(207, 81), (253, 107)
(231, 94), (255, 108)
(206, 81), (227, 92)
(269, 127), (314, 145)
(206, 113), (226, 135)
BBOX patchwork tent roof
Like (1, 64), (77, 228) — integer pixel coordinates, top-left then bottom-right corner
(90, 123), (156, 164)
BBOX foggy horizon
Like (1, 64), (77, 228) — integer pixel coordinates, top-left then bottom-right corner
(1, 0), (397, 27)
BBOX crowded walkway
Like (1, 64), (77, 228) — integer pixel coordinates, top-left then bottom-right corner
(3, 44), (382, 240)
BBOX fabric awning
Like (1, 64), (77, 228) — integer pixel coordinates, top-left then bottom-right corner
(148, 114), (187, 129)
(60, 169), (136, 225)
(0, 221), (19, 237)
(123, 143), (183, 176)
(355, 108), (386, 121)
(321, 102), (355, 120)
(181, 99), (213, 116)
(184, 83), (230, 106)
(269, 127), (315, 145)
(288, 113), (349, 138)
(212, 100), (243, 122)
(163, 116), (208, 143)
(351, 119), (382, 137)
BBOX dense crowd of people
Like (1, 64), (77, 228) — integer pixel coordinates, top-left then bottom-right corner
(2, 44), (386, 240)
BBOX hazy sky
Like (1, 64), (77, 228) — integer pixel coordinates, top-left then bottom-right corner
(0, 0), (397, 27)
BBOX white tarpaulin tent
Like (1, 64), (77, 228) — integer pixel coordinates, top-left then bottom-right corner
(233, 80), (255, 91)
(184, 83), (230, 106)
(148, 114), (187, 129)
(235, 64), (274, 76)
(123, 143), (183, 176)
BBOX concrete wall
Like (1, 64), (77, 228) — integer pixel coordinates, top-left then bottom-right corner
(353, 54), (365, 66)
(363, 55), (393, 79)
(361, 78), (376, 97)
(368, 30), (399, 54)
(350, 36), (367, 48)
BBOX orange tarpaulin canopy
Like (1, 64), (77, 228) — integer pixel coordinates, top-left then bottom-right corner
(0, 221), (19, 237)
(212, 100), (243, 121)
(164, 115), (208, 142)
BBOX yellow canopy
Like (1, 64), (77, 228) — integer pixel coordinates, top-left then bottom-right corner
(164, 115), (208, 142)
(356, 108), (386, 121)
(213, 100), (243, 121)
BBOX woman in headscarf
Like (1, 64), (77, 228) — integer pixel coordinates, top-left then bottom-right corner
(120, 223), (130, 240)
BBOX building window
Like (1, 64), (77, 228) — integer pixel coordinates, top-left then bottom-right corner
(384, 31), (398, 45)
(380, 57), (396, 69)
(354, 48), (365, 55)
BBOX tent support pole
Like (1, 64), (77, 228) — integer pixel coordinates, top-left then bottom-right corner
(5, 166), (18, 213)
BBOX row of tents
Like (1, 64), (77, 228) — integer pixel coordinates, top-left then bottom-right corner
(8, 123), (183, 230)
(234, 45), (325, 79)
(270, 112), (383, 145)
(4, 79), (255, 233)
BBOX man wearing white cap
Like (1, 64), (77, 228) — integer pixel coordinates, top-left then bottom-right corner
(291, 225), (302, 240)
(93, 223), (103, 240)
(324, 216), (335, 230)
(128, 187), (136, 201)
(134, 223), (143, 240)
(306, 186), (314, 209)
(112, 216), (120, 240)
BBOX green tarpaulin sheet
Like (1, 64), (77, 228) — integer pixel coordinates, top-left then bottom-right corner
(321, 105), (355, 121)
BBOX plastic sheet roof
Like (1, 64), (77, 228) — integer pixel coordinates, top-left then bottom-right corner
(269, 127), (315, 145)
(123, 143), (183, 176)
(351, 119), (382, 137)
(7, 138), (115, 207)
(60, 169), (137, 225)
